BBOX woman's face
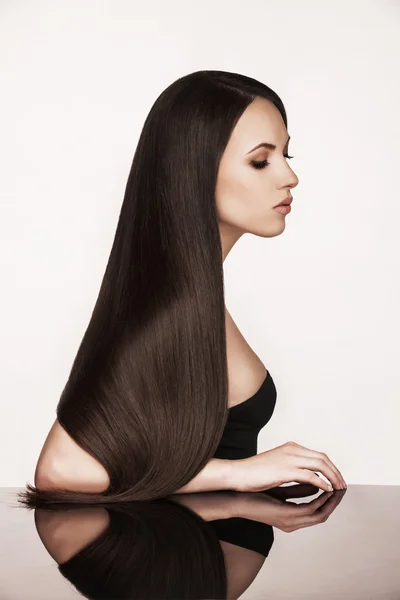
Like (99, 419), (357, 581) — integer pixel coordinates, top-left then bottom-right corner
(215, 96), (299, 249)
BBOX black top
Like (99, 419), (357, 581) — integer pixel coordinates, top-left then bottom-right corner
(213, 369), (277, 460)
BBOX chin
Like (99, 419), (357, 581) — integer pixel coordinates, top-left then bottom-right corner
(252, 219), (287, 238)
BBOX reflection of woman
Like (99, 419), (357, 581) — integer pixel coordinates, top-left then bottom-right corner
(34, 496), (275, 599)
(18, 70), (346, 508)
(35, 502), (231, 599)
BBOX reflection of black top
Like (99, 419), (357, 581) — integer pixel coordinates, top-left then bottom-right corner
(209, 516), (274, 557)
(213, 370), (277, 460)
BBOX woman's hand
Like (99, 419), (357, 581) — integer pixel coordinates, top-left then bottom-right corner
(233, 441), (347, 493)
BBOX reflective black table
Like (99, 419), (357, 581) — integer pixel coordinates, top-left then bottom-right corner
(1, 485), (399, 599)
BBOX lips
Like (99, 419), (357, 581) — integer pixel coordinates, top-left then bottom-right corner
(274, 196), (293, 208)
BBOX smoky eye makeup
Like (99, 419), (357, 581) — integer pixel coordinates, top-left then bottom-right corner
(250, 153), (294, 170)
(250, 159), (270, 169)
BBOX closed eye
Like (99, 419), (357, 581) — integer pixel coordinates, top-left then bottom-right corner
(250, 154), (294, 170)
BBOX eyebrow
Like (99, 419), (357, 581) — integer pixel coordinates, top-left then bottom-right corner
(246, 135), (291, 154)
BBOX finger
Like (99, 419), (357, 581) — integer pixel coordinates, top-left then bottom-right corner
(290, 450), (344, 489)
(314, 453), (346, 488)
(295, 456), (342, 490)
(292, 444), (346, 488)
(315, 456), (345, 489)
(292, 468), (333, 492)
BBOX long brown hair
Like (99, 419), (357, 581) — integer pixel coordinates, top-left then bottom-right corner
(17, 70), (288, 507)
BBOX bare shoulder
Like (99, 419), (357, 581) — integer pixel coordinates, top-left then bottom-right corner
(34, 418), (110, 493)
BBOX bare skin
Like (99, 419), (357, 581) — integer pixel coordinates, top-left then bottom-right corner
(34, 97), (346, 493)
(215, 96), (299, 262)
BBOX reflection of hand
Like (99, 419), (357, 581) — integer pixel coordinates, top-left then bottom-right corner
(231, 487), (346, 533)
(168, 483), (346, 532)
(234, 441), (346, 492)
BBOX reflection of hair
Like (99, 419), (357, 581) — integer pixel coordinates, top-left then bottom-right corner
(57, 501), (228, 599)
(17, 70), (288, 507)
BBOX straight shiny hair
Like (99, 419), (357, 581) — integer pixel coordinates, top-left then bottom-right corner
(17, 69), (287, 507)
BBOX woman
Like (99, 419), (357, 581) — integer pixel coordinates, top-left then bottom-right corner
(18, 70), (346, 508)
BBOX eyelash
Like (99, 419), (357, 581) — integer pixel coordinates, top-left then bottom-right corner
(251, 154), (294, 169)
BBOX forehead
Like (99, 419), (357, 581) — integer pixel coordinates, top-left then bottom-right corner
(227, 97), (288, 154)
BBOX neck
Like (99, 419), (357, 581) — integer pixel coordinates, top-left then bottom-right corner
(219, 221), (245, 262)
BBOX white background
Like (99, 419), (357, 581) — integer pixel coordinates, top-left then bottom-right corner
(1, 0), (399, 487)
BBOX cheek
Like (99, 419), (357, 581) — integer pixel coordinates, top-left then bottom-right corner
(215, 170), (268, 226)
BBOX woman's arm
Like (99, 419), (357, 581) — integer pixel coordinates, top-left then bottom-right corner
(171, 458), (240, 494)
(35, 419), (243, 496)
(34, 418), (111, 493)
